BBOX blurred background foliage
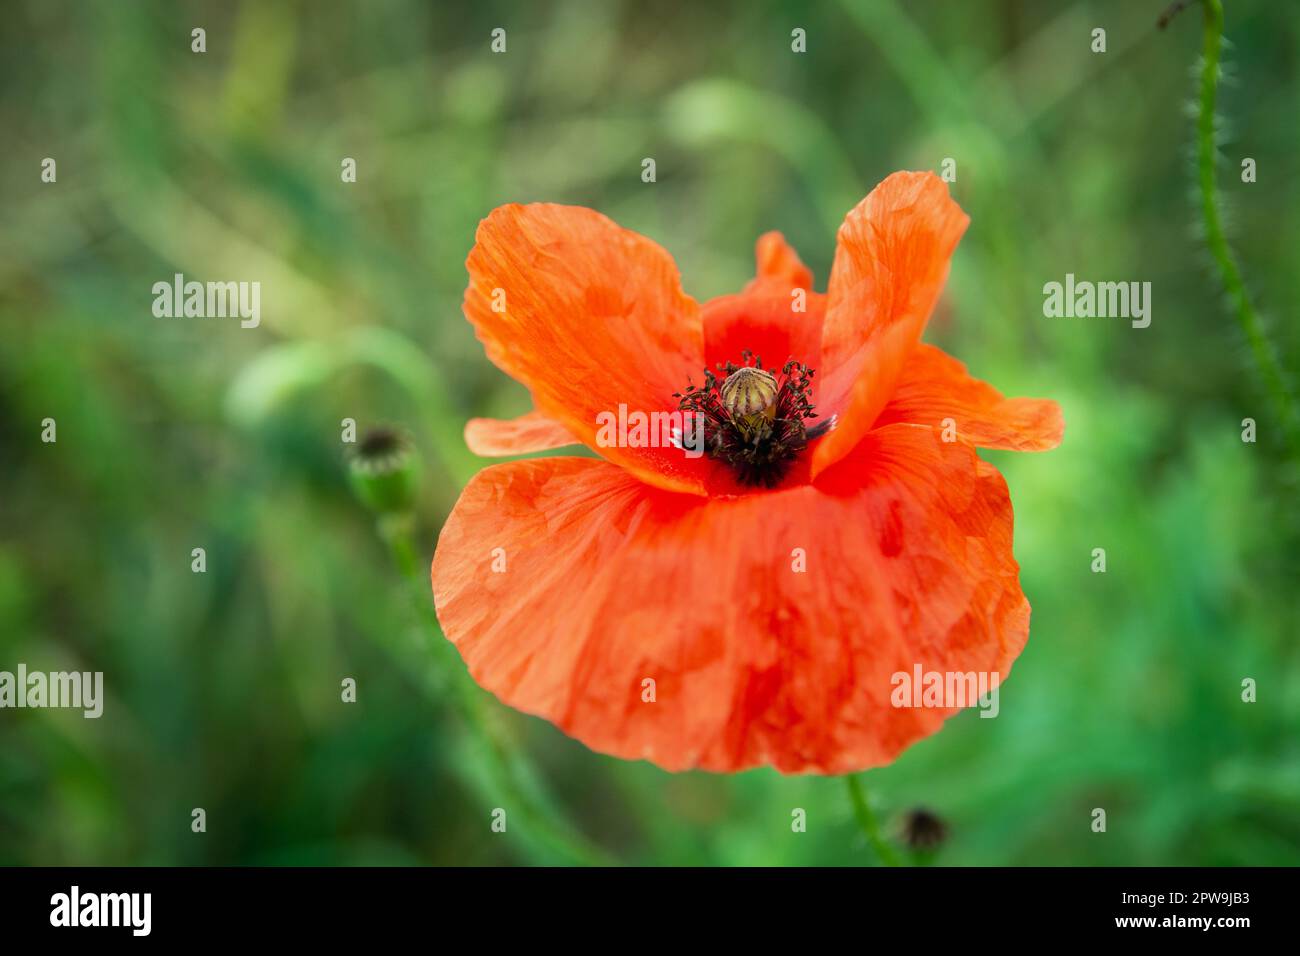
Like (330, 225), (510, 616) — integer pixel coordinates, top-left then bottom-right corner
(2, 0), (1298, 866)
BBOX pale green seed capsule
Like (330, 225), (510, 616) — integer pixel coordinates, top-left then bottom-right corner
(720, 366), (778, 420)
(349, 427), (419, 515)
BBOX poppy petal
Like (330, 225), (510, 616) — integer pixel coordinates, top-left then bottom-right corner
(751, 230), (813, 291)
(872, 344), (1065, 451)
(432, 424), (1028, 774)
(464, 410), (578, 457)
(813, 172), (969, 477)
(701, 290), (825, 383)
(464, 203), (708, 495)
(702, 232), (824, 381)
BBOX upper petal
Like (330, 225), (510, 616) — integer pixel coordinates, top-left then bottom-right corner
(872, 344), (1064, 451)
(701, 290), (825, 384)
(464, 203), (708, 494)
(750, 231), (813, 292)
(702, 232), (824, 398)
(432, 424), (1029, 774)
(813, 172), (969, 477)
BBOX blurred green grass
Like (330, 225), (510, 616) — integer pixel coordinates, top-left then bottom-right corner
(1, 0), (1298, 865)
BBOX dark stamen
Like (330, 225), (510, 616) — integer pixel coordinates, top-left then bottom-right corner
(673, 350), (821, 488)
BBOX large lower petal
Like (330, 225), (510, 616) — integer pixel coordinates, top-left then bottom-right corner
(813, 172), (969, 477)
(464, 203), (708, 494)
(872, 344), (1065, 452)
(432, 424), (1029, 774)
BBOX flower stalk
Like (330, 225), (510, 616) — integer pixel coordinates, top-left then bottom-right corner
(845, 774), (903, 867)
(1191, 0), (1300, 458)
(351, 428), (614, 866)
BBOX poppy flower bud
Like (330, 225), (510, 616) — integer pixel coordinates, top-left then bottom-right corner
(720, 366), (778, 421)
(899, 807), (949, 852)
(348, 427), (419, 515)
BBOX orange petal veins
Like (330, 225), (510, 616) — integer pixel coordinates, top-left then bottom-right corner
(432, 424), (1029, 774)
(465, 409), (578, 457)
(813, 172), (969, 477)
(464, 204), (708, 495)
(872, 344), (1065, 452)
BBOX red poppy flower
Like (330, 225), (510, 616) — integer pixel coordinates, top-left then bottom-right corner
(432, 171), (1063, 774)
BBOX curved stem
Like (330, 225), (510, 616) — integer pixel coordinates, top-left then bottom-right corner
(380, 516), (616, 866)
(1195, 0), (1300, 458)
(845, 774), (902, 866)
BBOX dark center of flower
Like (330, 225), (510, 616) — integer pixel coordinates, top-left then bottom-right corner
(674, 351), (825, 487)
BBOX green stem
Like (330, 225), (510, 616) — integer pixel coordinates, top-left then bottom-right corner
(845, 774), (902, 866)
(1195, 0), (1300, 458)
(377, 513), (418, 579)
(380, 516), (616, 866)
